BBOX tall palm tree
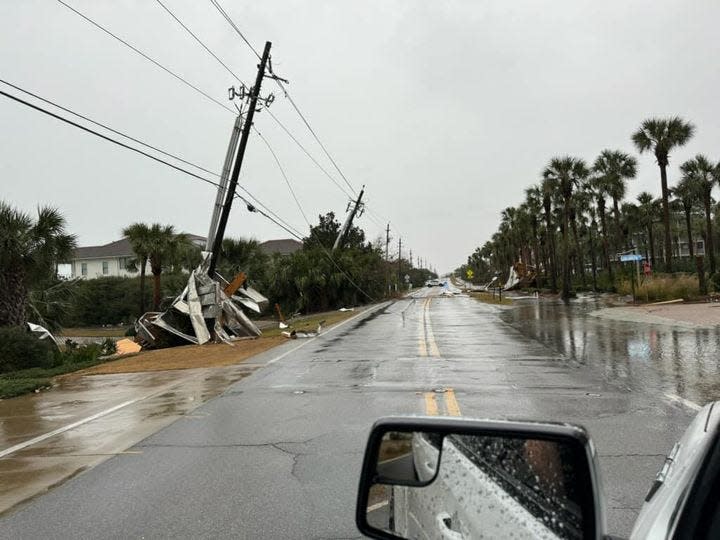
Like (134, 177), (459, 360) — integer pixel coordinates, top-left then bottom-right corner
(525, 186), (544, 287)
(540, 177), (558, 292)
(637, 192), (660, 267)
(542, 157), (590, 300)
(0, 202), (76, 326)
(146, 224), (186, 311)
(680, 155), (716, 273)
(632, 117), (695, 271)
(593, 150), (637, 250)
(589, 175), (613, 281)
(123, 222), (152, 314)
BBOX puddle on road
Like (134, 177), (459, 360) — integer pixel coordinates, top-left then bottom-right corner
(0, 364), (259, 515)
(499, 295), (720, 404)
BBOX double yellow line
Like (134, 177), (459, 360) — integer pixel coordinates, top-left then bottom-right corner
(424, 389), (461, 416)
(418, 297), (440, 357)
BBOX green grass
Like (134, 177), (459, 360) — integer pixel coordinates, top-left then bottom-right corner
(469, 291), (513, 306)
(0, 357), (113, 399)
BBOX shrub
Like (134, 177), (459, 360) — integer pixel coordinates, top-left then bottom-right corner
(0, 326), (57, 373)
(618, 274), (701, 302)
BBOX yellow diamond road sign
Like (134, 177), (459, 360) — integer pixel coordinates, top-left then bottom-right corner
(466, 269), (474, 279)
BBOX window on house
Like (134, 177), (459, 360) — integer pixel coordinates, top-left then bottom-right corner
(81, 262), (87, 276)
(102, 261), (109, 274)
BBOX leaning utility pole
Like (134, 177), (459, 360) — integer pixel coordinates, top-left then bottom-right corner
(206, 115), (243, 252)
(385, 223), (390, 261)
(333, 186), (365, 251)
(209, 41), (272, 275)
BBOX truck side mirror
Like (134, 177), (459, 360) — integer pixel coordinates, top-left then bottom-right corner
(356, 416), (605, 540)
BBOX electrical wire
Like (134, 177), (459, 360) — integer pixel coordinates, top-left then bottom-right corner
(0, 87), (304, 242)
(207, 0), (359, 196)
(0, 78), (220, 179)
(253, 127), (376, 302)
(155, 0), (354, 200)
(56, 0), (234, 115)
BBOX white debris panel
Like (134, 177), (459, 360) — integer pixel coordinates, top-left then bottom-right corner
(135, 256), (268, 349)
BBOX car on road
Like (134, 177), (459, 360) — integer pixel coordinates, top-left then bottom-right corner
(357, 403), (720, 539)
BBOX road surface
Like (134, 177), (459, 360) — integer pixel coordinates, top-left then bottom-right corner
(0, 289), (701, 538)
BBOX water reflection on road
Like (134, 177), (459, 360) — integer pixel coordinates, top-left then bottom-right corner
(500, 295), (720, 405)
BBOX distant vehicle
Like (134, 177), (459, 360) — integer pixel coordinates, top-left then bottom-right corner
(425, 279), (440, 287)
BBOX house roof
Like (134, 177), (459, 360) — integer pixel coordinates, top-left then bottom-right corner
(259, 238), (303, 256)
(72, 233), (207, 260)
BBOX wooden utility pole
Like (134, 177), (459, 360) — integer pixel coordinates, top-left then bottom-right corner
(398, 237), (402, 286)
(333, 186), (365, 251)
(209, 41), (272, 275)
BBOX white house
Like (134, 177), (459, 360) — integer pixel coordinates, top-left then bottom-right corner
(70, 234), (206, 279)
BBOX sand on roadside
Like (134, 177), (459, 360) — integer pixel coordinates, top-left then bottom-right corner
(590, 302), (720, 329)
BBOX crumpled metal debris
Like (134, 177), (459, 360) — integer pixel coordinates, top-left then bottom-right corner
(281, 321), (324, 339)
(27, 322), (59, 347)
(135, 253), (268, 349)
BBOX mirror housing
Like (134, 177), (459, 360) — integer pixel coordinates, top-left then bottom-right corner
(356, 416), (605, 540)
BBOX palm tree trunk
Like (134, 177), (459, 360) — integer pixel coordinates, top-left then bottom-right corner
(571, 216), (586, 288)
(589, 219), (598, 291)
(659, 163), (673, 272)
(684, 207), (694, 260)
(613, 198), (624, 250)
(562, 200), (572, 300)
(598, 202), (613, 282)
(703, 194), (716, 274)
(532, 221), (543, 289)
(544, 200), (558, 293)
(648, 222), (656, 268)
(0, 267), (28, 326)
(139, 257), (147, 314)
(152, 271), (162, 311)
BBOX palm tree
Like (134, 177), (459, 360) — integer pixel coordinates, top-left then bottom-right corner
(525, 186), (544, 287)
(632, 117), (695, 271)
(542, 157), (590, 299)
(680, 155), (716, 273)
(540, 178), (558, 292)
(589, 175), (613, 281)
(146, 224), (186, 311)
(0, 202), (76, 327)
(593, 150), (637, 250)
(123, 222), (152, 314)
(637, 192), (661, 267)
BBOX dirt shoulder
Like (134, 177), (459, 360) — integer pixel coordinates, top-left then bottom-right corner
(590, 302), (720, 329)
(67, 309), (359, 376)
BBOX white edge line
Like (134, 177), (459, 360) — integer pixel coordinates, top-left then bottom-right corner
(265, 302), (390, 366)
(665, 393), (702, 411)
(0, 302), (390, 460)
(367, 501), (389, 512)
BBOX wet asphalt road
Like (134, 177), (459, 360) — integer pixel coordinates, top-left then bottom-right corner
(0, 289), (708, 538)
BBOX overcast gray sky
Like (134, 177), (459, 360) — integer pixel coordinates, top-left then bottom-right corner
(2, 1), (720, 273)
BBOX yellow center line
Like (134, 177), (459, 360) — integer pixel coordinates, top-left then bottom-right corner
(444, 388), (462, 417)
(424, 392), (439, 415)
(417, 297), (428, 356)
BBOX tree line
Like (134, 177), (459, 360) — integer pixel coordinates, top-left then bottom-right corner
(459, 117), (720, 299)
(1, 202), (433, 330)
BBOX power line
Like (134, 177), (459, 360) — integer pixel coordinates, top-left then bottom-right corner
(153, 0), (243, 85)
(0, 86), (304, 243)
(207, 0), (359, 196)
(253, 127), (312, 227)
(0, 78), (220, 179)
(56, 0), (234, 115)
(154, 0), (353, 200)
(208, 0), (262, 60)
(253, 128), (376, 302)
